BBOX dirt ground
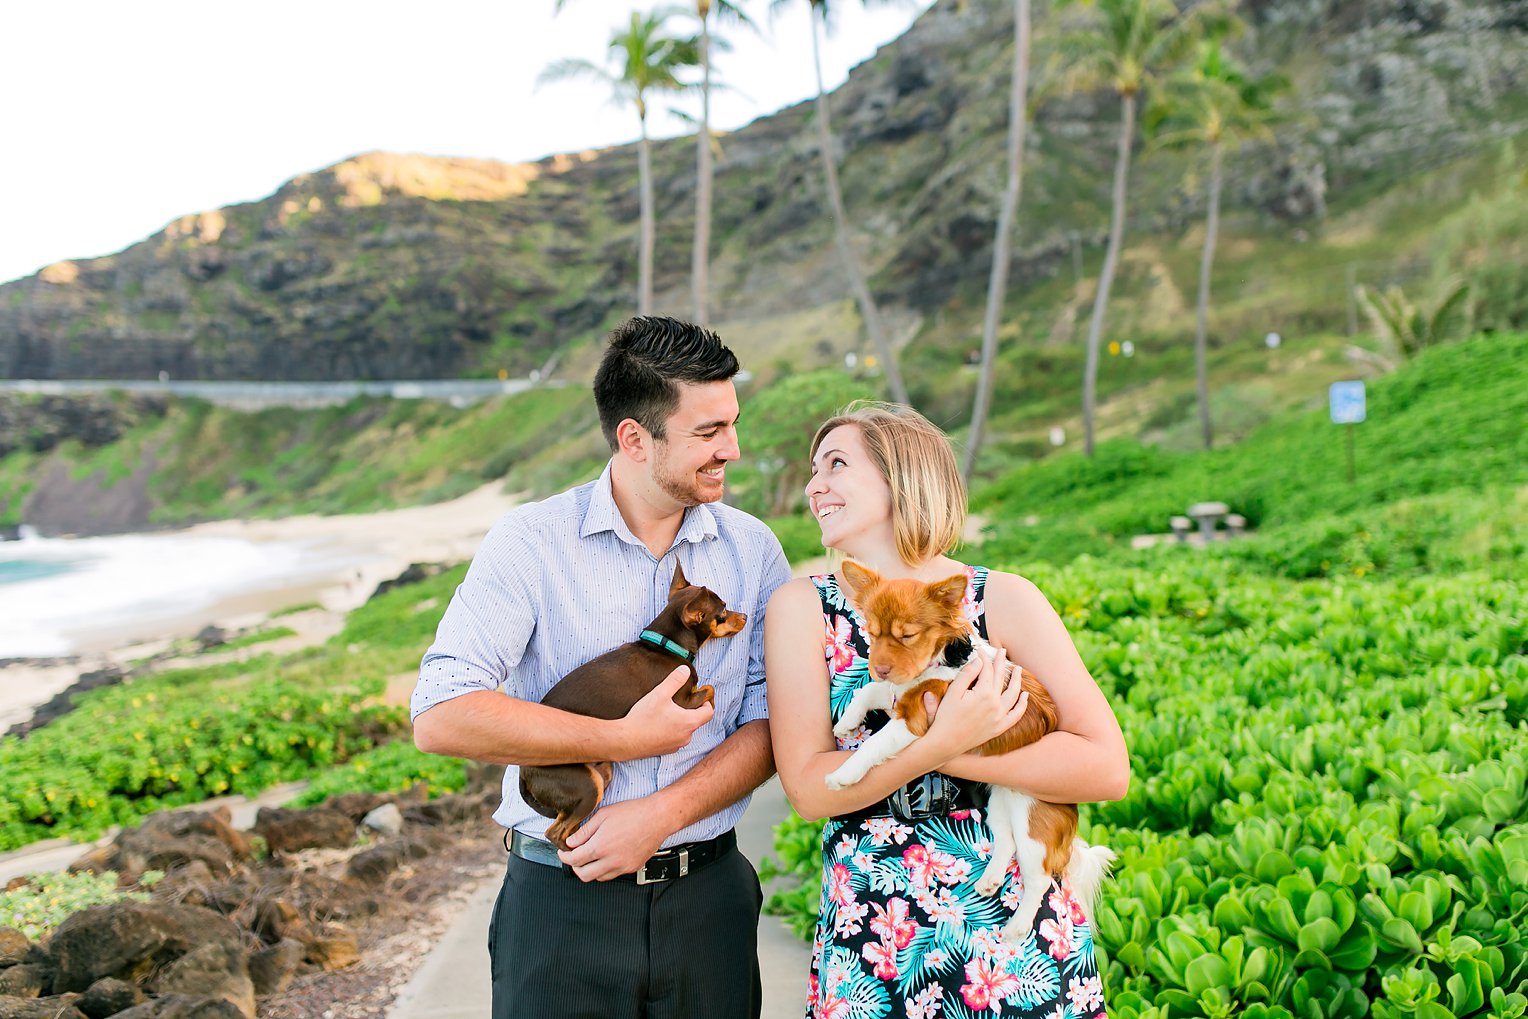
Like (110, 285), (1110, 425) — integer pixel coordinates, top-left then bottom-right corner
(256, 822), (505, 1019)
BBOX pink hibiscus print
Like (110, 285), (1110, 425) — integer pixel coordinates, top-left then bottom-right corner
(827, 863), (856, 908)
(1040, 915), (1074, 960)
(926, 887), (966, 927)
(814, 992), (851, 1019)
(907, 984), (945, 1019)
(833, 899), (868, 938)
(1066, 974), (1104, 1013)
(826, 616), (856, 671)
(1052, 879), (1088, 925)
(904, 845), (968, 888)
(960, 956), (1020, 1012)
(903, 844), (939, 888)
(866, 816), (914, 846)
(970, 928), (1021, 963)
(869, 897), (919, 949)
(863, 939), (899, 980)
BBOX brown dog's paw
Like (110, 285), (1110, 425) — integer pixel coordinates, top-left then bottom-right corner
(545, 816), (579, 852)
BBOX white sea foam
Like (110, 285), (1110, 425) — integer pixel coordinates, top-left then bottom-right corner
(0, 532), (368, 659)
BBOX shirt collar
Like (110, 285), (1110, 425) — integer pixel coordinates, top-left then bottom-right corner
(580, 459), (720, 548)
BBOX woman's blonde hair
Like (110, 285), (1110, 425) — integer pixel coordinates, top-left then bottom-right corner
(809, 401), (966, 565)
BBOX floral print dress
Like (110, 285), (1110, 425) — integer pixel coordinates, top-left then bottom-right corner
(806, 567), (1108, 1019)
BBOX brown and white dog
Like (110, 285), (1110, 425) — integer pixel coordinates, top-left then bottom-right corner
(824, 560), (1114, 942)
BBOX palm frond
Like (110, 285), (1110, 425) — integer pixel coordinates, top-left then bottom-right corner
(1429, 280), (1474, 346)
(535, 57), (614, 91)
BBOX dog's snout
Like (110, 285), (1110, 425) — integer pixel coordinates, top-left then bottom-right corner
(874, 664), (892, 679)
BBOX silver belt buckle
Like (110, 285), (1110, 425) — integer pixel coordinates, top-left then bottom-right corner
(636, 847), (689, 885)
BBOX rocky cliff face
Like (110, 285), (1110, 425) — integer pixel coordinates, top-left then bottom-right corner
(0, 0), (1522, 382)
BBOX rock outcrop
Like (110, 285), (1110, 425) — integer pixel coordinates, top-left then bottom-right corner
(0, 783), (498, 1019)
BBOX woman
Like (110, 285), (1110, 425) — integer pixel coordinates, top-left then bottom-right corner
(766, 402), (1129, 1019)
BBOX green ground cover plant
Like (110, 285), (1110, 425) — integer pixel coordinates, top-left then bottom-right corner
(291, 739), (468, 807)
(0, 564), (472, 852)
(0, 869), (161, 940)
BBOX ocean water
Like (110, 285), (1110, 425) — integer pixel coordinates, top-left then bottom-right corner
(0, 558), (74, 586)
(0, 531), (367, 659)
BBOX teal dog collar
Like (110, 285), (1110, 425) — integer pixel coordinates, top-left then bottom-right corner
(638, 629), (694, 663)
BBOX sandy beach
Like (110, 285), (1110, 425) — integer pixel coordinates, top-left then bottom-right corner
(0, 482), (524, 731)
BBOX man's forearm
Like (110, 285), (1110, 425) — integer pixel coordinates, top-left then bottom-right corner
(413, 690), (644, 766)
(647, 719), (776, 835)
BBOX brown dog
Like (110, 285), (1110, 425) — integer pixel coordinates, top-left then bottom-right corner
(519, 562), (746, 850)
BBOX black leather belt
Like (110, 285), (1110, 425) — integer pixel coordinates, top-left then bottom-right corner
(507, 829), (736, 885)
(830, 773), (987, 827)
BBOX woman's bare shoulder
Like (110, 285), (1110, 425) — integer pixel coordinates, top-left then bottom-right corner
(767, 575), (824, 612)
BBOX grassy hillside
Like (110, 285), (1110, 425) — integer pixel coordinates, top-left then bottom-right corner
(970, 332), (1528, 571)
(0, 385), (604, 531)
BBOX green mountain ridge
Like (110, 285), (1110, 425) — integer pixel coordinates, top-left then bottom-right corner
(1, 0), (1523, 390)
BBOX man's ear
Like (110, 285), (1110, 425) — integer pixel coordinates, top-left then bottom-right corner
(615, 418), (649, 462)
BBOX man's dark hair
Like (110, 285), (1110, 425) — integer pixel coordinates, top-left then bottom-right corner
(593, 316), (739, 450)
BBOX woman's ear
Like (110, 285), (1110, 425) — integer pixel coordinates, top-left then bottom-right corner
(615, 418), (648, 462)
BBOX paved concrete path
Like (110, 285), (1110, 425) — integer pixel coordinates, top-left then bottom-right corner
(388, 776), (813, 1018)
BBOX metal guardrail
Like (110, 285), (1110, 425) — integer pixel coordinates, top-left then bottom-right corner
(0, 378), (554, 408)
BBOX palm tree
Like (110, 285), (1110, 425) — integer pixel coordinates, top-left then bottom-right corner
(1151, 35), (1281, 449)
(1058, 0), (1219, 454)
(691, 0), (754, 326)
(776, 0), (909, 406)
(539, 10), (701, 316)
(963, 0), (1035, 482)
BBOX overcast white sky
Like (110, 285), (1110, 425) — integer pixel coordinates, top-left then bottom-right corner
(0, 0), (932, 285)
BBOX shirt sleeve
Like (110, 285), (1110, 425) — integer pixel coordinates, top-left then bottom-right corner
(736, 536), (793, 726)
(411, 514), (539, 720)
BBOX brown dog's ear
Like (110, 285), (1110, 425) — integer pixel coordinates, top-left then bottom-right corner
(840, 560), (879, 600)
(681, 595), (715, 629)
(926, 573), (969, 611)
(670, 561), (689, 596)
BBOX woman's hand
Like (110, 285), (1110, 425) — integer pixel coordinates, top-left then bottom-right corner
(922, 647), (1029, 760)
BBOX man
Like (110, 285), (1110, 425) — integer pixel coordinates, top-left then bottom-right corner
(411, 316), (791, 1019)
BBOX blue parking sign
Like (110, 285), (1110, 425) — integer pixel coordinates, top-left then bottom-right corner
(1329, 381), (1366, 424)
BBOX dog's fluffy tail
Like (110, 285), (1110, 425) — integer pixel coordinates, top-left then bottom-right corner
(1065, 838), (1117, 923)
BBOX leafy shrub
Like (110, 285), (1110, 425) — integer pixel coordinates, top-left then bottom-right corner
(292, 739), (468, 806)
(0, 869), (160, 940)
(0, 673), (403, 851)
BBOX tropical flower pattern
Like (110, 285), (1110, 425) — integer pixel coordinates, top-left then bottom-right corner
(805, 569), (1108, 1019)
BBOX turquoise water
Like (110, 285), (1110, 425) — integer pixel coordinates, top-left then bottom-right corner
(0, 558), (74, 586)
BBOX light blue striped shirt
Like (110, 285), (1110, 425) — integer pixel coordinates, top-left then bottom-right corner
(412, 461), (792, 846)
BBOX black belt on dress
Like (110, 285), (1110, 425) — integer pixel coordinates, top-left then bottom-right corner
(507, 828), (736, 885)
(830, 773), (987, 827)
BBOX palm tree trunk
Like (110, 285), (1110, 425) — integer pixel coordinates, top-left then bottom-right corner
(692, 10), (713, 326)
(810, 11), (909, 405)
(638, 112), (655, 316)
(964, 0), (1032, 483)
(1081, 90), (1136, 456)
(1194, 140), (1222, 450)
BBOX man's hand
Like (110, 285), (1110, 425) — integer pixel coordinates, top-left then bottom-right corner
(557, 798), (674, 881)
(620, 666), (714, 758)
